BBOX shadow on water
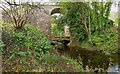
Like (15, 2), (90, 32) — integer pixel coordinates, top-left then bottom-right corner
(51, 41), (119, 72)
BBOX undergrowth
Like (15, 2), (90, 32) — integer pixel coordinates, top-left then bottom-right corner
(1, 21), (83, 72)
(36, 49), (83, 72)
(79, 27), (118, 54)
(2, 22), (51, 72)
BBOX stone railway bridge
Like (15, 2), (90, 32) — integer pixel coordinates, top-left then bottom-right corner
(2, 5), (70, 41)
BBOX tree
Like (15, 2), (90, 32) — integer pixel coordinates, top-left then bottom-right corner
(59, 2), (113, 45)
(59, 2), (94, 45)
(91, 2), (112, 33)
(0, 0), (48, 29)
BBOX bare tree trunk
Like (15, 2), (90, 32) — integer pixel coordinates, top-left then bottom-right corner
(88, 33), (94, 45)
(82, 16), (94, 45)
(88, 11), (95, 45)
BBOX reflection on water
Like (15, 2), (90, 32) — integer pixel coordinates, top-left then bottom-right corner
(108, 65), (119, 72)
(53, 42), (119, 72)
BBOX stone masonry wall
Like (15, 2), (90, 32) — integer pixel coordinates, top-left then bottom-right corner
(2, 5), (60, 41)
(28, 7), (51, 40)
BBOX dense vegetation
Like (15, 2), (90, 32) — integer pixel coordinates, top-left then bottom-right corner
(51, 24), (64, 37)
(0, 1), (118, 72)
(2, 21), (51, 71)
(1, 21), (83, 72)
(54, 2), (118, 53)
(51, 15), (65, 37)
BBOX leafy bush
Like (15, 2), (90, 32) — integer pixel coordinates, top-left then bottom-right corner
(80, 26), (118, 53)
(91, 30), (118, 53)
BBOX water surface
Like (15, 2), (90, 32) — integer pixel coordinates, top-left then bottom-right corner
(52, 41), (119, 72)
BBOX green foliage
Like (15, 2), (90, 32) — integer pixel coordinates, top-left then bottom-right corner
(8, 54), (15, 61)
(51, 24), (64, 37)
(41, 52), (59, 64)
(58, 3), (87, 40)
(115, 17), (118, 24)
(51, 14), (65, 37)
(0, 21), (5, 54)
(25, 25), (52, 51)
(79, 25), (118, 53)
(2, 22), (84, 72)
(58, 2), (116, 54)
(0, 39), (5, 47)
(2, 23), (52, 71)
(16, 52), (27, 57)
(3, 24), (51, 53)
(89, 28), (118, 53)
(61, 55), (83, 72)
(91, 2), (113, 32)
(59, 2), (113, 42)
(39, 50), (83, 72)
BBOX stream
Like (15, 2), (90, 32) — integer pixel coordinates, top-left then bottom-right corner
(51, 41), (119, 73)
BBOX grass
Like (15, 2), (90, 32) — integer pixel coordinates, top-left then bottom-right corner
(33, 49), (84, 72)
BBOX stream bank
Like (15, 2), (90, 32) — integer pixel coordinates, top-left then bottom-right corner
(51, 41), (119, 72)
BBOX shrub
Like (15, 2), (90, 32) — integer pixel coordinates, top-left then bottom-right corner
(91, 30), (118, 53)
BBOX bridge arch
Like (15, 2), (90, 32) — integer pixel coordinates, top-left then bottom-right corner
(50, 8), (61, 15)
(50, 7), (62, 37)
(50, 7), (70, 41)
